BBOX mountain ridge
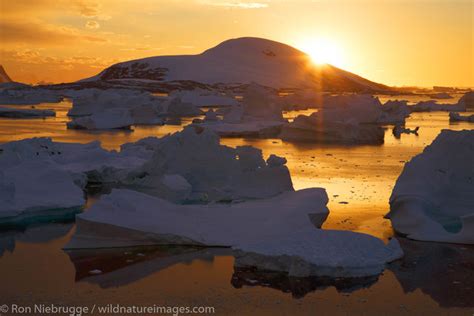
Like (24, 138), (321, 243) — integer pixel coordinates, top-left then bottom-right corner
(80, 37), (392, 92)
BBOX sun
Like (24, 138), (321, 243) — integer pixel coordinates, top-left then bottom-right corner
(297, 38), (345, 68)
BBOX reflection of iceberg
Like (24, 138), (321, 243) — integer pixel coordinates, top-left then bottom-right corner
(387, 130), (474, 244)
(231, 266), (378, 299)
(389, 238), (474, 308)
(65, 246), (229, 288)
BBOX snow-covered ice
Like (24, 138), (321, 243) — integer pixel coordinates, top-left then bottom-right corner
(234, 230), (403, 278)
(65, 187), (330, 249)
(67, 108), (134, 130)
(121, 126), (293, 202)
(387, 130), (474, 244)
(0, 137), (149, 225)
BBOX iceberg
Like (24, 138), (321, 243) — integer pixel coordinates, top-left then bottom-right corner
(65, 187), (330, 249)
(0, 106), (55, 118)
(0, 161), (84, 226)
(234, 230), (403, 278)
(121, 126), (293, 202)
(279, 94), (385, 144)
(0, 137), (149, 225)
(386, 130), (474, 244)
(195, 83), (285, 137)
(67, 108), (134, 130)
(449, 112), (474, 123)
(0, 86), (62, 105)
(378, 100), (410, 124)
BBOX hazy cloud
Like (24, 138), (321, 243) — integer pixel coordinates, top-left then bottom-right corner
(0, 20), (106, 45)
(85, 20), (101, 29)
(201, 1), (269, 9)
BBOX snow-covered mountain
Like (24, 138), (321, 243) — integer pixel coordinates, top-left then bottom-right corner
(81, 37), (391, 92)
(0, 65), (12, 83)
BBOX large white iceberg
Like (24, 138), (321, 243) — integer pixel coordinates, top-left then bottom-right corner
(65, 188), (329, 249)
(121, 126), (293, 202)
(279, 94), (385, 144)
(65, 188), (403, 278)
(0, 137), (149, 225)
(0, 162), (84, 226)
(386, 130), (474, 244)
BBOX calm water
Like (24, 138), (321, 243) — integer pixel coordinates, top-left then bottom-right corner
(0, 96), (473, 315)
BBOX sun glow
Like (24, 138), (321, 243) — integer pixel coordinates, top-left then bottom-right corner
(297, 38), (346, 68)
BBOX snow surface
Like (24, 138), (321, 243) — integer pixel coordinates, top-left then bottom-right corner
(387, 130), (474, 244)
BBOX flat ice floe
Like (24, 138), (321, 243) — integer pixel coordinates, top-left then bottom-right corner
(234, 229), (403, 278)
(387, 130), (474, 244)
(0, 106), (55, 118)
(65, 188), (329, 249)
(65, 188), (403, 278)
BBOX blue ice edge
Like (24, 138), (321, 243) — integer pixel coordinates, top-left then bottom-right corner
(0, 206), (83, 229)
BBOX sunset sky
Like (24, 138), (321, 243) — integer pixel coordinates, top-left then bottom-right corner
(1, 0), (472, 87)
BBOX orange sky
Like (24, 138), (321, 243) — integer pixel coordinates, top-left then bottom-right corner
(1, 0), (472, 87)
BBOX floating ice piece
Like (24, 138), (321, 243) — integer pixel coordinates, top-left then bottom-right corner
(122, 126), (293, 202)
(234, 230), (403, 278)
(429, 92), (452, 99)
(64, 187), (329, 249)
(0, 161), (85, 226)
(67, 108), (134, 130)
(387, 130), (474, 244)
(241, 83), (283, 122)
(204, 109), (219, 122)
(0, 106), (55, 118)
(378, 100), (410, 124)
(162, 97), (203, 117)
(458, 91), (474, 110)
(280, 94), (385, 144)
(67, 88), (164, 117)
(0, 86), (62, 105)
(449, 112), (474, 123)
(410, 100), (465, 112)
(280, 115), (384, 144)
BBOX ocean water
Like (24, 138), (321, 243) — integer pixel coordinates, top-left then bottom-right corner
(0, 96), (473, 315)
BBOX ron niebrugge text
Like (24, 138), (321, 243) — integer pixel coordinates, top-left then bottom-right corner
(2, 304), (215, 315)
